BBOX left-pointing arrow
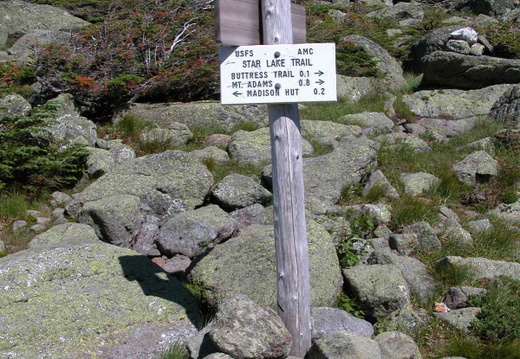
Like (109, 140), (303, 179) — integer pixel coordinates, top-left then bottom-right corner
(233, 91), (242, 97)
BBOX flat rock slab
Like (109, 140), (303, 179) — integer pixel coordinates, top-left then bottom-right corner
(421, 51), (520, 89)
(433, 307), (481, 332)
(116, 101), (268, 132)
(402, 85), (510, 119)
(0, 225), (201, 359)
(436, 256), (520, 280)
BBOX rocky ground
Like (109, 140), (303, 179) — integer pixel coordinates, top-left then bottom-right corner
(0, 0), (519, 359)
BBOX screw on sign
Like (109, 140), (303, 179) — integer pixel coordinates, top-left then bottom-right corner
(220, 43), (336, 105)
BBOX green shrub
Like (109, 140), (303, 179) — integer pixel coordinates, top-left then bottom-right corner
(0, 111), (88, 193)
(33, 0), (219, 119)
(470, 277), (520, 344)
(476, 20), (520, 59)
(336, 41), (382, 78)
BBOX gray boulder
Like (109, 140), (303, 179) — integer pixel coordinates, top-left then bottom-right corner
(228, 127), (313, 165)
(0, 224), (201, 359)
(336, 75), (388, 101)
(79, 150), (213, 216)
(301, 136), (377, 213)
(0, 0), (89, 48)
(403, 222), (442, 252)
(370, 248), (437, 304)
(188, 221), (343, 309)
(209, 294), (292, 359)
(444, 286), (487, 309)
(411, 117), (478, 137)
(452, 0), (518, 16)
(421, 51), (520, 90)
(452, 150), (498, 186)
(374, 331), (422, 359)
(489, 199), (520, 223)
(363, 170), (400, 199)
(154, 205), (237, 258)
(210, 174), (272, 211)
(489, 84), (520, 127)
(116, 101), (268, 132)
(0, 93), (31, 118)
(78, 194), (142, 247)
(467, 218), (493, 233)
(7, 30), (72, 62)
(308, 331), (382, 359)
(436, 256), (520, 280)
(311, 307), (374, 339)
(342, 35), (407, 89)
(409, 25), (465, 72)
(400, 172), (440, 196)
(343, 264), (411, 321)
(85, 148), (115, 179)
(229, 204), (274, 233)
(367, 2), (424, 26)
(190, 146), (230, 164)
(402, 85), (510, 119)
(301, 119), (362, 145)
(340, 112), (394, 135)
(140, 122), (194, 147)
(433, 308), (481, 332)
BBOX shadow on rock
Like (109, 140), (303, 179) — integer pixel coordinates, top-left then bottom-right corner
(119, 255), (203, 329)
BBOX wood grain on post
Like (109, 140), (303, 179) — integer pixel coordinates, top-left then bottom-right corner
(260, 0), (312, 357)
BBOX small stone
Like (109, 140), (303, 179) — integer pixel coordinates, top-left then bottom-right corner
(450, 27), (478, 45)
(433, 307), (481, 332)
(446, 39), (471, 54)
(29, 224), (47, 233)
(470, 43), (485, 56)
(26, 210), (43, 218)
(163, 255), (192, 275)
(12, 220), (28, 232)
(52, 208), (66, 218)
(467, 219), (493, 233)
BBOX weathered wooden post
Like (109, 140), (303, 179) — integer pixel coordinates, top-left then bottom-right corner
(216, 1), (336, 356)
(260, 0), (311, 356)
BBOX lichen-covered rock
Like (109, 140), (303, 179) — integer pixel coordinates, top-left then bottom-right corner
(301, 119), (362, 145)
(228, 127), (312, 165)
(188, 220), (343, 309)
(116, 101), (268, 132)
(209, 294), (292, 359)
(0, 0), (89, 48)
(8, 30), (72, 62)
(229, 204), (274, 233)
(0, 93), (31, 119)
(308, 331), (382, 359)
(402, 85), (510, 119)
(421, 51), (520, 90)
(371, 248), (437, 303)
(301, 136), (377, 213)
(79, 150), (213, 216)
(436, 256), (520, 280)
(0, 227), (201, 359)
(342, 35), (406, 89)
(400, 172), (440, 196)
(489, 84), (520, 128)
(374, 331), (422, 359)
(367, 2), (424, 27)
(190, 146), (230, 164)
(434, 307), (481, 332)
(210, 174), (272, 211)
(452, 150), (498, 186)
(363, 170), (400, 199)
(86, 148), (115, 179)
(336, 75), (386, 101)
(154, 205), (236, 258)
(444, 286), (487, 309)
(403, 222), (442, 252)
(140, 122), (193, 147)
(343, 264), (411, 321)
(78, 194), (142, 247)
(340, 112), (394, 135)
(311, 307), (374, 339)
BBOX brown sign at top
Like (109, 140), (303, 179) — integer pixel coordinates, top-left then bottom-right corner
(215, 0), (306, 46)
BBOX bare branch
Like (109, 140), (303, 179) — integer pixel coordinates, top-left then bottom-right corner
(164, 19), (196, 58)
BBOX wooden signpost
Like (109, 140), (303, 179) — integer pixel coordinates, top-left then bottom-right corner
(216, 0), (337, 356)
